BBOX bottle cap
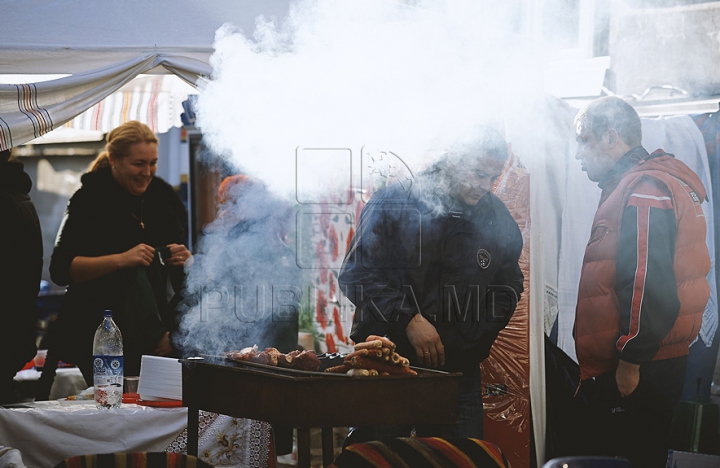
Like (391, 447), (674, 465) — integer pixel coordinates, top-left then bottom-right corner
(103, 310), (113, 317)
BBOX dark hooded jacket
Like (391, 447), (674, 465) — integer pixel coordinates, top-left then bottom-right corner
(339, 164), (524, 371)
(50, 166), (187, 375)
(0, 160), (43, 373)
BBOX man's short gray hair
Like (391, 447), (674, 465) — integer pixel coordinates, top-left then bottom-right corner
(575, 96), (642, 147)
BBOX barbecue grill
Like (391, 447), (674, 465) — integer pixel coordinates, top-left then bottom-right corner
(181, 355), (462, 467)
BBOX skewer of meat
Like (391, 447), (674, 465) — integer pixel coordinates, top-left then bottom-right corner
(346, 356), (417, 375)
(354, 340), (383, 350)
(325, 364), (351, 373)
(290, 350), (322, 371)
(345, 348), (383, 361)
(365, 335), (396, 351)
(276, 353), (295, 368)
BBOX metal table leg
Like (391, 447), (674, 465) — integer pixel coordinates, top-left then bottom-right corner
(297, 427), (311, 468)
(187, 405), (199, 457)
(321, 427), (334, 467)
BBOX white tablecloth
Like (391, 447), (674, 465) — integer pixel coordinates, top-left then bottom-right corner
(0, 401), (187, 468)
(14, 368), (88, 400)
(0, 401), (273, 468)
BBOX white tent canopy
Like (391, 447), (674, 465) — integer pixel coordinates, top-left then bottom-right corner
(0, 0), (291, 149)
(0, 0), (290, 75)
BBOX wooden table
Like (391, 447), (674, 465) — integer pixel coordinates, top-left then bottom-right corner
(181, 358), (461, 468)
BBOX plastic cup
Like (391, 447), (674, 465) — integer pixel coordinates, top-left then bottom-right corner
(124, 376), (140, 395)
(34, 349), (47, 369)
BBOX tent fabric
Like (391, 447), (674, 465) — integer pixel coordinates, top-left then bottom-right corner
(0, 0), (290, 75)
(0, 54), (211, 151)
(556, 114), (600, 363)
(687, 112), (720, 403)
(65, 75), (196, 136)
(0, 0), (291, 148)
(526, 96), (578, 466)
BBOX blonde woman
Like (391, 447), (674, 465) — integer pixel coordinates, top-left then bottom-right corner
(43, 121), (190, 390)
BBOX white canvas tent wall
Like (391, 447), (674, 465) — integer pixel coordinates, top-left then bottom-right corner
(0, 0), (291, 149)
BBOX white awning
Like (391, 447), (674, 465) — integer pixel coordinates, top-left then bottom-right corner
(63, 74), (197, 136)
(0, 0), (291, 75)
(0, 0), (291, 149)
(0, 54), (209, 150)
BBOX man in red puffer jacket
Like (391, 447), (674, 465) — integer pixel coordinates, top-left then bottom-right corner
(573, 96), (710, 468)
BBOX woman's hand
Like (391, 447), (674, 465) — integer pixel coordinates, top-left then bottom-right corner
(69, 243), (154, 283)
(120, 243), (156, 268)
(165, 243), (192, 267)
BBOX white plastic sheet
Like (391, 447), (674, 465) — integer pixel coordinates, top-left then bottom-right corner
(0, 402), (188, 468)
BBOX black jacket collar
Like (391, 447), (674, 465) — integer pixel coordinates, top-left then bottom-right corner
(598, 146), (656, 190)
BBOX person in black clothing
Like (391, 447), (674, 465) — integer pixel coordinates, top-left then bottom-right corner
(0, 148), (43, 404)
(39, 121), (191, 394)
(339, 126), (524, 441)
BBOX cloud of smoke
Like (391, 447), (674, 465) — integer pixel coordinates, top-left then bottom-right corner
(175, 179), (301, 356)
(195, 0), (546, 196)
(178, 0), (549, 356)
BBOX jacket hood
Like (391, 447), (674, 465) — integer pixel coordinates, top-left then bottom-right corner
(0, 160), (32, 194)
(80, 166), (115, 188)
(602, 147), (707, 202)
(634, 150), (707, 202)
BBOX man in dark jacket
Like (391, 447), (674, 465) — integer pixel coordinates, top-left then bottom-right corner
(573, 96), (710, 468)
(0, 148), (43, 404)
(339, 126), (524, 440)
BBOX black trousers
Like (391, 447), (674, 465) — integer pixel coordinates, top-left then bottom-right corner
(0, 372), (18, 405)
(582, 356), (687, 468)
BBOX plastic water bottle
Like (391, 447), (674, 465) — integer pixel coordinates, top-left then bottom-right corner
(92, 310), (124, 409)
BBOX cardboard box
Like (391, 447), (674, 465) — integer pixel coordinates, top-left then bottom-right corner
(666, 450), (720, 468)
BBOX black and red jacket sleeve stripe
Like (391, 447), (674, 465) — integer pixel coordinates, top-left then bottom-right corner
(615, 177), (680, 364)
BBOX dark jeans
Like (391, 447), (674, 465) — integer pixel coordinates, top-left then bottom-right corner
(582, 356), (687, 468)
(343, 366), (483, 447)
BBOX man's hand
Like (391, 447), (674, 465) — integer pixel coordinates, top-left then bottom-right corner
(155, 331), (173, 356)
(406, 315), (445, 368)
(616, 359), (640, 397)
